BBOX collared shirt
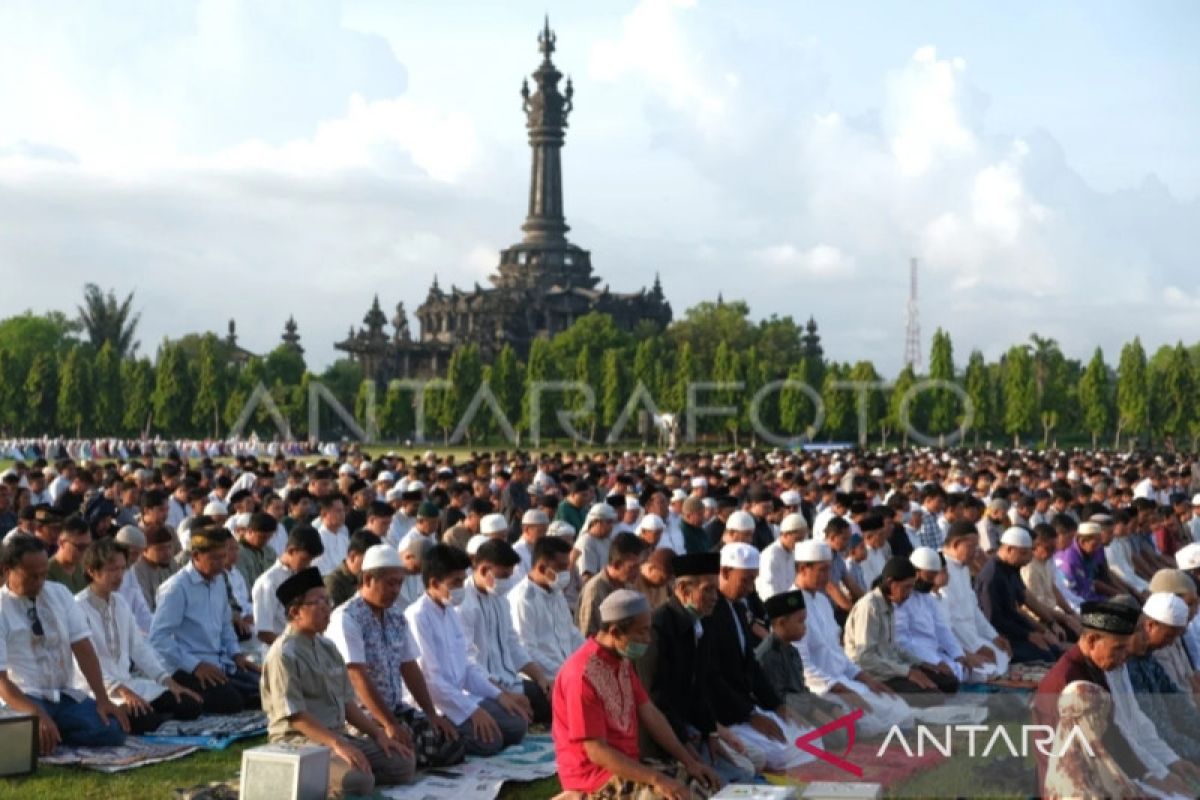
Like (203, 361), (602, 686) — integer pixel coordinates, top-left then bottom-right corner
(573, 532), (611, 581)
(48, 559), (89, 594)
(405, 593), (500, 725)
(261, 625), (353, 741)
(1105, 538), (1150, 593)
(844, 588), (920, 680)
(861, 544), (890, 588)
(976, 557), (1035, 642)
(252, 560), (295, 637)
(119, 568), (154, 634)
(916, 511), (943, 549)
(798, 587), (861, 691)
(939, 555), (999, 652)
(1105, 664), (1175, 779)
(458, 577), (531, 693)
(1055, 540), (1109, 603)
(385, 512), (416, 548)
(0, 582), (91, 702)
(133, 557), (176, 612)
(149, 562), (241, 674)
(894, 589), (963, 667)
(552, 637), (648, 793)
(327, 594), (418, 712)
(508, 575), (584, 679)
(313, 523), (349, 576)
(74, 588), (170, 702)
(755, 540), (795, 601)
(578, 571), (620, 638)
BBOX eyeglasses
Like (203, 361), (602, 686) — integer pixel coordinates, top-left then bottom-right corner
(298, 597), (333, 608)
(26, 604), (44, 637)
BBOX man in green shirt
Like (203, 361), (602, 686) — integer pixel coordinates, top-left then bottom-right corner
(47, 515), (91, 593)
(235, 512), (278, 590)
(554, 479), (591, 535)
(324, 530), (382, 608)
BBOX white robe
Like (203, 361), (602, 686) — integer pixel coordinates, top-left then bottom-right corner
(938, 556), (1009, 678)
(1105, 665), (1174, 780)
(507, 576), (584, 679)
(796, 587), (913, 736)
(119, 568), (154, 634)
(73, 589), (170, 703)
(457, 578), (531, 693)
(405, 594), (502, 725)
(1105, 538), (1150, 593)
(894, 590), (968, 680)
(313, 523), (350, 576)
(754, 541), (796, 601)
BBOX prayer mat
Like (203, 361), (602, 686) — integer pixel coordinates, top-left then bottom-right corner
(778, 739), (947, 788)
(380, 733), (557, 800)
(40, 736), (199, 772)
(143, 710), (267, 750)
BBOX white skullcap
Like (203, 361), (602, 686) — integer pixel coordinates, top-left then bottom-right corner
(1076, 522), (1102, 537)
(376, 471), (395, 483)
(725, 510), (755, 532)
(385, 487), (405, 503)
(547, 520), (576, 539)
(910, 547), (942, 572)
(115, 525), (146, 549)
(780, 513), (808, 535)
(625, 497), (641, 511)
(691, 477), (707, 488)
(638, 513), (665, 532)
(407, 480), (426, 493)
(466, 534), (490, 556)
(599, 589), (651, 623)
(203, 500), (228, 517)
(671, 489), (688, 502)
(480, 513), (508, 536)
(1000, 527), (1033, 549)
(1144, 592), (1188, 628)
(720, 542), (760, 570)
(1175, 543), (1200, 571)
(231, 512), (252, 529)
(521, 509), (550, 526)
(587, 503), (617, 523)
(780, 490), (802, 507)
(362, 544), (403, 572)
(702, 497), (717, 511)
(338, 463), (356, 475)
(795, 540), (832, 563)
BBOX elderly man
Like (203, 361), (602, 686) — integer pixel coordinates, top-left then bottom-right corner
(253, 524), (326, 645)
(326, 545), (465, 770)
(552, 589), (722, 799)
(844, 556), (958, 704)
(0, 534), (128, 754)
(511, 508), (549, 578)
(323, 529), (382, 608)
(975, 527), (1066, 663)
(406, 544), (529, 756)
(573, 502), (618, 585)
(508, 537), (584, 680)
(459, 539), (550, 724)
(260, 567), (415, 798)
(74, 539), (203, 734)
(755, 512), (806, 601)
(578, 533), (649, 638)
(149, 527), (261, 714)
(702, 543), (815, 771)
(676, 496), (710, 555)
(1144, 568), (1200, 692)
(939, 522), (1011, 677)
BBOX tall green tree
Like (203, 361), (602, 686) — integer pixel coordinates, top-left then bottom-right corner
(92, 341), (122, 435)
(56, 347), (93, 436)
(76, 284), (140, 358)
(379, 380), (415, 442)
(1077, 347), (1111, 449)
(152, 341), (191, 434)
(191, 334), (224, 437)
(490, 344), (522, 436)
(886, 365), (918, 448)
(711, 340), (742, 444)
(441, 344), (482, 443)
(668, 342), (694, 413)
(1002, 345), (1037, 447)
(1115, 338), (1149, 449)
(0, 349), (20, 433)
(520, 337), (553, 442)
(1160, 343), (1195, 444)
(601, 348), (625, 437)
(121, 359), (154, 435)
(821, 363), (852, 442)
(0, 311), (79, 375)
(847, 360), (885, 445)
(24, 352), (58, 434)
(572, 346), (597, 442)
(927, 328), (958, 436)
(963, 350), (991, 445)
(263, 345), (307, 387)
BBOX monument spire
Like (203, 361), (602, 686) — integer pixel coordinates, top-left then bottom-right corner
(520, 17), (573, 243)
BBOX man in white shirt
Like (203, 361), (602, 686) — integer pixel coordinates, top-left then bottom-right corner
(937, 522), (1010, 679)
(793, 540), (913, 737)
(812, 493), (850, 543)
(405, 544), (530, 756)
(460, 540), (551, 724)
(252, 524), (325, 646)
(0, 534), (128, 754)
(313, 495), (350, 576)
(755, 512), (806, 601)
(571, 503), (616, 585)
(113, 525), (155, 634)
(896, 548), (988, 682)
(384, 488), (422, 548)
(511, 509), (550, 579)
(509, 537), (583, 680)
(396, 501), (440, 554)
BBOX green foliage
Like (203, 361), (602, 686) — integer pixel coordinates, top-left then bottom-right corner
(152, 341), (191, 434)
(24, 352), (58, 434)
(121, 359), (154, 435)
(1078, 348), (1111, 447)
(887, 365), (917, 446)
(491, 344), (523, 429)
(93, 342), (122, 436)
(56, 346), (93, 436)
(821, 363), (853, 441)
(76, 284), (140, 358)
(263, 345), (306, 387)
(963, 350), (992, 441)
(1002, 345), (1037, 445)
(926, 328), (958, 434)
(0, 349), (20, 433)
(1116, 338), (1149, 444)
(191, 334), (224, 437)
(0, 311), (79, 374)
(601, 348), (625, 430)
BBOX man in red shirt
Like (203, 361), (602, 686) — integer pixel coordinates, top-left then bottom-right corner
(552, 589), (722, 799)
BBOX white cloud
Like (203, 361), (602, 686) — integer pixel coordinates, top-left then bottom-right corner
(885, 46), (976, 177)
(757, 243), (855, 279)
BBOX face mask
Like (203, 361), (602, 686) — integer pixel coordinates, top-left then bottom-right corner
(683, 602), (703, 619)
(619, 640), (649, 660)
(492, 575), (517, 595)
(552, 571), (571, 592)
(914, 578), (934, 594)
(448, 587), (466, 607)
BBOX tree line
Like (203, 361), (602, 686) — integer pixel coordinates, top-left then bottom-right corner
(0, 290), (1195, 449)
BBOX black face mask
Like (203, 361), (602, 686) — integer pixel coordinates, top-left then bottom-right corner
(914, 578), (934, 594)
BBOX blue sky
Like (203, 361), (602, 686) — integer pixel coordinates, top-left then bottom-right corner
(0, 0), (1196, 373)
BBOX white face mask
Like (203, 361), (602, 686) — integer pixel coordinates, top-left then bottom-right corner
(448, 587), (466, 607)
(552, 571), (571, 592)
(492, 575), (517, 595)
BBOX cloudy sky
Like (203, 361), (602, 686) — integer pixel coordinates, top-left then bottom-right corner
(0, 0), (1197, 374)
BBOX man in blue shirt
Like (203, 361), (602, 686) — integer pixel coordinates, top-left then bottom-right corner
(150, 527), (261, 714)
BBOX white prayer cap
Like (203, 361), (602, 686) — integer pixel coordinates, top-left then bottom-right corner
(1000, 527), (1033, 549)
(376, 471), (396, 484)
(1076, 522), (1102, 537)
(720, 542), (760, 570)
(638, 513), (665, 532)
(203, 500), (228, 517)
(795, 540), (832, 563)
(599, 589), (651, 623)
(1144, 592), (1188, 628)
(480, 513), (508, 536)
(829, 462), (844, 476)
(231, 512), (253, 530)
(466, 534), (490, 556)
(702, 497), (717, 511)
(407, 480), (426, 493)
(521, 509), (550, 526)
(1089, 513), (1113, 524)
(726, 510), (755, 532)
(385, 487), (405, 503)
(910, 547), (942, 572)
(115, 525), (146, 549)
(362, 544), (403, 572)
(780, 513), (808, 535)
(338, 463), (357, 475)
(780, 490), (802, 507)
(625, 497), (641, 511)
(547, 520), (576, 539)
(691, 477), (707, 489)
(670, 489), (688, 503)
(1192, 493), (1200, 507)
(1175, 543), (1200, 571)
(586, 503), (617, 523)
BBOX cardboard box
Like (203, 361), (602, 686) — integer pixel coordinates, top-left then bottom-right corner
(0, 709), (37, 777)
(239, 742), (329, 800)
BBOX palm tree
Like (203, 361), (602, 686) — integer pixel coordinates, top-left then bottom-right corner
(77, 284), (140, 358)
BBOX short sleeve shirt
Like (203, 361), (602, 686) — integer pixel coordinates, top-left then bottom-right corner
(261, 626), (353, 740)
(0, 582), (93, 702)
(552, 638), (649, 793)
